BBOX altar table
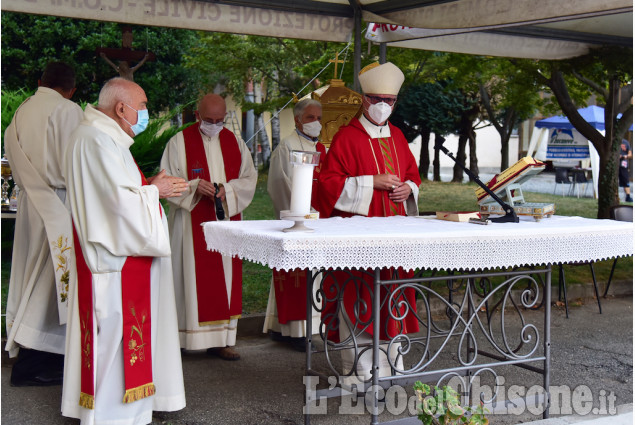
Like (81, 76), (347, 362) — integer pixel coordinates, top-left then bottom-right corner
(203, 215), (632, 424)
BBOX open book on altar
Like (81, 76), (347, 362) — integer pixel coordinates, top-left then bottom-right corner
(475, 157), (545, 203)
(475, 156), (555, 221)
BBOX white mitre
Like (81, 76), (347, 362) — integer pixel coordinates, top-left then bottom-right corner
(358, 62), (405, 95)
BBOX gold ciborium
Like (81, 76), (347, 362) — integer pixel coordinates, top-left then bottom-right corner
(1, 156), (12, 210)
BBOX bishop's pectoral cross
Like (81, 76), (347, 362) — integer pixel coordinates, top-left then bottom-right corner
(329, 52), (344, 80)
(97, 26), (156, 81)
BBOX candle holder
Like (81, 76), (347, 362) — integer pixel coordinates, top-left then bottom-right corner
(1, 156), (12, 211)
(281, 150), (321, 232)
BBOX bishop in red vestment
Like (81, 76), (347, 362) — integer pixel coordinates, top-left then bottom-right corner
(315, 62), (421, 380)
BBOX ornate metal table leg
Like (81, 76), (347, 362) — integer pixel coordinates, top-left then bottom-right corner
(543, 265), (552, 419)
(305, 267), (312, 425)
(371, 267), (381, 425)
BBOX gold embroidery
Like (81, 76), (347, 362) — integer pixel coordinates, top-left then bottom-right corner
(198, 314), (242, 326)
(51, 235), (72, 302)
(128, 306), (148, 366)
(80, 311), (91, 369)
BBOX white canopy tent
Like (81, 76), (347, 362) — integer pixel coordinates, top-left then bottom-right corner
(3, 0), (631, 157)
(2, 0), (632, 58)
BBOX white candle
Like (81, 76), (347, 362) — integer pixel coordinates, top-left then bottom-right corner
(289, 163), (313, 214)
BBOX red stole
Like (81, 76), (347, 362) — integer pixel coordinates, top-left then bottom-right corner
(74, 167), (156, 409)
(183, 123), (243, 325)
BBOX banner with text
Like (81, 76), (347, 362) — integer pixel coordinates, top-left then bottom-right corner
(2, 0), (353, 42)
(547, 129), (590, 160)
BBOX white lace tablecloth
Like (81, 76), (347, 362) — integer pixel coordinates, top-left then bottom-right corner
(203, 215), (633, 271)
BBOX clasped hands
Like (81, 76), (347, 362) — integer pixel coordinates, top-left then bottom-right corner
(195, 179), (226, 202)
(373, 173), (412, 203)
(149, 170), (189, 198)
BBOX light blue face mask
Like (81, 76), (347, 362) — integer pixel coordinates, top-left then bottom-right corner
(123, 103), (150, 136)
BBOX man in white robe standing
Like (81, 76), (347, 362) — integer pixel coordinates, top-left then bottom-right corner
(4, 62), (83, 386)
(263, 98), (325, 351)
(160, 93), (257, 360)
(62, 77), (188, 424)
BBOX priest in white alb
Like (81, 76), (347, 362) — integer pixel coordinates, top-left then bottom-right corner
(4, 62), (83, 386)
(264, 98), (326, 351)
(160, 93), (257, 361)
(62, 77), (187, 424)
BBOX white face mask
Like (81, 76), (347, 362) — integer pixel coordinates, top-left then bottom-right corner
(302, 120), (322, 139)
(368, 102), (393, 124)
(200, 121), (224, 137)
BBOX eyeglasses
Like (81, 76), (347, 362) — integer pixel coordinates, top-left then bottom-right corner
(365, 95), (397, 106)
(201, 118), (225, 125)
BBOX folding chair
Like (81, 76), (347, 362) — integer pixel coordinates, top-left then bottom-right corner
(553, 167), (573, 196)
(571, 169), (590, 198)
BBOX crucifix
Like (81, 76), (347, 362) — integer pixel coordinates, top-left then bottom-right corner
(96, 26), (156, 81)
(329, 52), (344, 80)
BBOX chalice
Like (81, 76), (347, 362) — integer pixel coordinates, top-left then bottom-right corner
(1, 156), (12, 211)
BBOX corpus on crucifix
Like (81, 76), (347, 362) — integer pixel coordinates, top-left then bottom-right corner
(96, 26), (156, 81)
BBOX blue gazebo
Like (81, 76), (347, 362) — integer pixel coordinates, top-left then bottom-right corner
(535, 105), (607, 130)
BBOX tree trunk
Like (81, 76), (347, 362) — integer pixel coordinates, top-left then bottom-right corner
(468, 127), (479, 181)
(452, 135), (468, 182)
(545, 69), (630, 218)
(419, 129), (431, 181)
(257, 114), (271, 168)
(597, 144), (620, 218)
(271, 114), (281, 152)
(500, 134), (510, 172)
(453, 112), (473, 182)
(433, 134), (442, 181)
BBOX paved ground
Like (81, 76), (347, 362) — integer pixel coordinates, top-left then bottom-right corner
(2, 283), (632, 425)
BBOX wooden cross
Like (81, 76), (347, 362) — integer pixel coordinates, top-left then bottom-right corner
(329, 52), (344, 80)
(96, 26), (156, 81)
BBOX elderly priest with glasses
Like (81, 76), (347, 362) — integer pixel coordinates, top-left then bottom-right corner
(315, 62), (421, 383)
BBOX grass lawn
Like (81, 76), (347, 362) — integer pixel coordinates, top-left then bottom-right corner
(1, 171), (632, 325)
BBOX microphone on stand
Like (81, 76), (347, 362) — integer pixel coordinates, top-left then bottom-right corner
(434, 137), (519, 223)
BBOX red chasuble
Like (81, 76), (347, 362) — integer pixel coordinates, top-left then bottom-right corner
(74, 166), (156, 409)
(183, 123), (243, 325)
(316, 117), (421, 341)
(273, 141), (327, 324)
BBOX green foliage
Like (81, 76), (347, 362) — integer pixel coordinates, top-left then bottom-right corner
(130, 103), (195, 176)
(1, 12), (202, 112)
(185, 33), (343, 110)
(414, 382), (488, 425)
(1, 87), (34, 154)
(393, 81), (473, 140)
